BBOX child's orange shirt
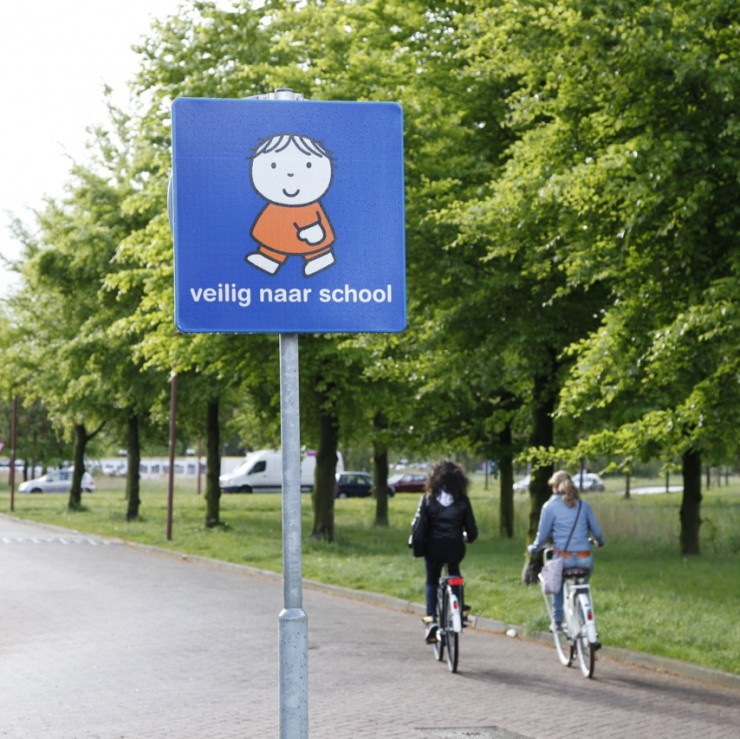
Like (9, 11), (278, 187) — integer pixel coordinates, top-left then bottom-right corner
(251, 202), (335, 255)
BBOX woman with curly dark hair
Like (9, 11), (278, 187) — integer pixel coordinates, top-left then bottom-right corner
(413, 459), (478, 643)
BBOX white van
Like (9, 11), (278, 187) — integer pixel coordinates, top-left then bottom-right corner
(219, 449), (343, 493)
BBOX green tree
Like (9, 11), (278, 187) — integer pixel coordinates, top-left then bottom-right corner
(6, 161), (139, 508)
(468, 0), (738, 554)
(387, 1), (609, 547)
(0, 315), (67, 480)
(128, 0), (434, 537)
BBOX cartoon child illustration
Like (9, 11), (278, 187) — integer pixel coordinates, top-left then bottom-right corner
(245, 133), (336, 277)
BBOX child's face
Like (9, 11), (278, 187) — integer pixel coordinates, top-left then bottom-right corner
(252, 141), (333, 206)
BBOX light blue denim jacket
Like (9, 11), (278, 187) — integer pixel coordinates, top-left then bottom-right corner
(531, 495), (605, 553)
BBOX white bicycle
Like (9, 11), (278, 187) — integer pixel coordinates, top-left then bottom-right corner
(539, 547), (600, 678)
(433, 573), (464, 673)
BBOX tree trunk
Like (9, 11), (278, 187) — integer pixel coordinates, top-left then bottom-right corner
(498, 424), (514, 538)
(311, 405), (339, 541)
(521, 356), (558, 585)
(527, 356), (557, 540)
(373, 412), (390, 527)
(125, 414), (141, 521)
(624, 470), (631, 500)
(68, 423), (88, 511)
(680, 448), (702, 555)
(205, 400), (221, 528)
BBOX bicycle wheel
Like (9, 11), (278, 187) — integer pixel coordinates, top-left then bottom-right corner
(434, 586), (445, 662)
(575, 599), (595, 678)
(553, 623), (573, 667)
(445, 626), (459, 673)
(444, 588), (459, 672)
(434, 630), (445, 661)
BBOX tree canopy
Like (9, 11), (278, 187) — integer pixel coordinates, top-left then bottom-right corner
(1, 0), (736, 552)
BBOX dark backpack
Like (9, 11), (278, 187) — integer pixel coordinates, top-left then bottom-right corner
(408, 496), (429, 557)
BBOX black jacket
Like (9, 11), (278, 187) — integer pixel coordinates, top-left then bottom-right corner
(426, 494), (478, 545)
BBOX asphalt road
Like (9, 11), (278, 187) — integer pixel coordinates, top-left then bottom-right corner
(1, 514), (738, 738)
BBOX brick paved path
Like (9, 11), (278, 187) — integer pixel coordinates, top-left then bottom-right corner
(1, 515), (737, 738)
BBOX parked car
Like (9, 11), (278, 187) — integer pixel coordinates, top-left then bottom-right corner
(0, 458), (25, 470)
(19, 469), (95, 494)
(513, 472), (605, 492)
(335, 471), (373, 499)
(388, 472), (427, 494)
(574, 472), (606, 492)
(219, 449), (344, 493)
(513, 474), (531, 491)
(221, 450), (304, 493)
(102, 461), (127, 477)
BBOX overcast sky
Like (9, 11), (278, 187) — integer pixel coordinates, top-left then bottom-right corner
(0, 1), (192, 301)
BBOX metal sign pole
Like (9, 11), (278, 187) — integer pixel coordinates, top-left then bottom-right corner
(266, 87), (308, 739)
(166, 372), (178, 541)
(9, 396), (18, 511)
(279, 332), (307, 738)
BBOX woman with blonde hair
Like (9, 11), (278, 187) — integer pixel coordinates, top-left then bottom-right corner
(553, 470), (580, 507)
(528, 470), (605, 631)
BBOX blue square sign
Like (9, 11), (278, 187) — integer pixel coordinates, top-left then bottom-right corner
(171, 98), (406, 333)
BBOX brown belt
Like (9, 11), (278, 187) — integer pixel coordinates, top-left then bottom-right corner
(555, 550), (590, 558)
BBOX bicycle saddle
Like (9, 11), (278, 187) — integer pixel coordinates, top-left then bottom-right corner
(563, 567), (590, 578)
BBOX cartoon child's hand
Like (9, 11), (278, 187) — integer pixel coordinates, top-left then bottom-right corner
(296, 223), (325, 245)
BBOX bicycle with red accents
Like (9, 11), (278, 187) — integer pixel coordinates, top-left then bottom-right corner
(433, 573), (464, 672)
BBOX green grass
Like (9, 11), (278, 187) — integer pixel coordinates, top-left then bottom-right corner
(3, 473), (739, 674)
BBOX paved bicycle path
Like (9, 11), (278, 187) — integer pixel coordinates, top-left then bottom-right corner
(1, 514), (738, 738)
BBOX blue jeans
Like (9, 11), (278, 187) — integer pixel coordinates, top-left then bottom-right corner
(552, 555), (592, 622)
